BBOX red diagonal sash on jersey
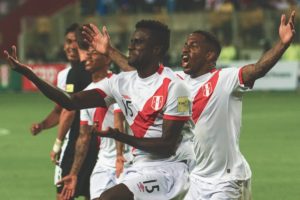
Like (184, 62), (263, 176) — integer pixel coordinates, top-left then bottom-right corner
(130, 78), (171, 138)
(93, 107), (108, 131)
(192, 70), (220, 123)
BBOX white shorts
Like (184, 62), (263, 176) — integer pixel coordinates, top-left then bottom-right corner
(90, 164), (119, 199)
(184, 175), (252, 200)
(120, 161), (190, 200)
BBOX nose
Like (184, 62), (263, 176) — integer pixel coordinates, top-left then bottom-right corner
(182, 44), (189, 53)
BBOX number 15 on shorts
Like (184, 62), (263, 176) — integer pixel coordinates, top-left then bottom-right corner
(137, 179), (160, 193)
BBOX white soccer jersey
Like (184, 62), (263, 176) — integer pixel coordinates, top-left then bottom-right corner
(56, 64), (71, 90)
(177, 67), (252, 182)
(80, 73), (131, 168)
(94, 65), (195, 168)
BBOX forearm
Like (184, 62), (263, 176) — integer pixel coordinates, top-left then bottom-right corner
(108, 47), (134, 72)
(108, 131), (179, 157)
(70, 129), (92, 175)
(22, 67), (77, 110)
(254, 40), (289, 77)
(57, 109), (75, 141)
(243, 40), (289, 84)
(40, 105), (62, 130)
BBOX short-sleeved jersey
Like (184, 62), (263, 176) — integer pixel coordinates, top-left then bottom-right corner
(57, 64), (71, 90)
(80, 73), (132, 168)
(177, 67), (252, 182)
(94, 65), (195, 168)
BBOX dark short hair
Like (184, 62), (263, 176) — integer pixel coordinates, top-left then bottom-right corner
(65, 23), (80, 36)
(135, 20), (170, 57)
(76, 24), (90, 50)
(192, 30), (222, 58)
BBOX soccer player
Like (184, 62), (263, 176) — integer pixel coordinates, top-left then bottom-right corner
(4, 20), (196, 200)
(29, 23), (98, 200)
(57, 27), (132, 200)
(79, 11), (296, 200)
(178, 11), (295, 200)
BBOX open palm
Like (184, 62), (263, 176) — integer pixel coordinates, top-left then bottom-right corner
(279, 10), (296, 45)
(82, 24), (111, 55)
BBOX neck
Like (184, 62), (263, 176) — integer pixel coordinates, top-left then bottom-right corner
(92, 70), (108, 82)
(137, 62), (160, 78)
(70, 60), (80, 67)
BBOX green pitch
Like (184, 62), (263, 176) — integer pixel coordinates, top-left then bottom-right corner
(0, 92), (299, 200)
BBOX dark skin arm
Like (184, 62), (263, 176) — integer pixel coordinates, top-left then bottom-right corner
(30, 104), (62, 135)
(4, 46), (106, 110)
(94, 119), (185, 157)
(114, 111), (127, 178)
(242, 10), (296, 87)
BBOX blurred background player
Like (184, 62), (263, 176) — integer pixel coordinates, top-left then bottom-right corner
(29, 23), (98, 200)
(58, 26), (132, 200)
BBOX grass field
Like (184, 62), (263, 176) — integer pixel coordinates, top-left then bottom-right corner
(0, 91), (300, 200)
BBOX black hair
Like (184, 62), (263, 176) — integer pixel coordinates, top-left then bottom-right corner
(192, 30), (222, 58)
(65, 23), (80, 36)
(135, 20), (170, 57)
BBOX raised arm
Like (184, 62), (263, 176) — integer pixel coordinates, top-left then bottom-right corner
(4, 46), (106, 110)
(241, 10), (296, 87)
(82, 24), (134, 72)
(95, 119), (184, 157)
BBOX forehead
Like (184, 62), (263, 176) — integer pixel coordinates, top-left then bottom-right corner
(131, 28), (151, 40)
(65, 32), (76, 40)
(186, 33), (204, 42)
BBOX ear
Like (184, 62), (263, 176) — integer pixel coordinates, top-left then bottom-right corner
(153, 46), (162, 56)
(206, 51), (217, 62)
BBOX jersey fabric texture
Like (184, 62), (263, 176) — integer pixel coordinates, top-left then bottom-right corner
(93, 65), (196, 199)
(177, 67), (252, 200)
(55, 63), (98, 197)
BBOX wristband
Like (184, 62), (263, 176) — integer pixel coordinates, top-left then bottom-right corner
(52, 138), (62, 153)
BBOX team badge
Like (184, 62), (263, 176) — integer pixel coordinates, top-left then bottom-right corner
(202, 82), (212, 97)
(177, 96), (189, 112)
(66, 84), (74, 92)
(151, 96), (163, 111)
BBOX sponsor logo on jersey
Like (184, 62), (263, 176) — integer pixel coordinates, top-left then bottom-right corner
(66, 84), (74, 92)
(178, 96), (189, 112)
(151, 96), (163, 111)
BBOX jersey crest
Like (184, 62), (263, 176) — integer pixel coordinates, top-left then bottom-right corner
(151, 96), (163, 111)
(202, 82), (212, 97)
(192, 70), (220, 123)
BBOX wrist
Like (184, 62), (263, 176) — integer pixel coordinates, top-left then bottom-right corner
(52, 138), (62, 153)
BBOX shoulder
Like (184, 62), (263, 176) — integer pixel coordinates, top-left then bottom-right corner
(57, 65), (71, 78)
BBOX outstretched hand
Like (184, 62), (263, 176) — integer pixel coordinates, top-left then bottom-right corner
(279, 10), (296, 45)
(57, 175), (77, 200)
(82, 24), (111, 55)
(3, 45), (31, 72)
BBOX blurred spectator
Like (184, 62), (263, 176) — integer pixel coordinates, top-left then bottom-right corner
(282, 43), (300, 60)
(26, 45), (47, 63)
(219, 38), (238, 62)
